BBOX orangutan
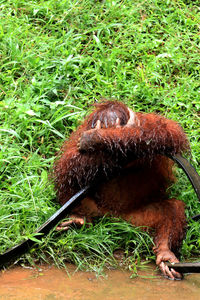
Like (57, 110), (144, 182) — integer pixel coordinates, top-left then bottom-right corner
(54, 101), (189, 280)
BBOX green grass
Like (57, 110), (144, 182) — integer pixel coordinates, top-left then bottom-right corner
(0, 0), (200, 274)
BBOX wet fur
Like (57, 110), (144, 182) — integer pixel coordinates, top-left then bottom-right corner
(53, 101), (189, 276)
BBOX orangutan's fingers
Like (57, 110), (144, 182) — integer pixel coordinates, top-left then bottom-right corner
(56, 225), (69, 231)
(170, 268), (183, 280)
(95, 120), (101, 129)
(126, 108), (136, 127)
(116, 117), (121, 128)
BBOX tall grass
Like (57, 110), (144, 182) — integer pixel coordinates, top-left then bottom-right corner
(0, 0), (199, 272)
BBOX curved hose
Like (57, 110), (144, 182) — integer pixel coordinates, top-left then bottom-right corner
(0, 186), (90, 268)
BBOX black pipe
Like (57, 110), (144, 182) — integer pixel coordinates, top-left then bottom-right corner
(0, 186), (90, 268)
(166, 262), (200, 274)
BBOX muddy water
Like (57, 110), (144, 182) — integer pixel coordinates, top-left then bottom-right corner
(0, 265), (200, 300)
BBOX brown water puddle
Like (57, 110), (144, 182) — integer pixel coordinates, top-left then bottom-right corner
(0, 264), (200, 300)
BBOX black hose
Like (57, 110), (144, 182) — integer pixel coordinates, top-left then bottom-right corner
(166, 262), (200, 274)
(171, 154), (200, 221)
(0, 186), (90, 268)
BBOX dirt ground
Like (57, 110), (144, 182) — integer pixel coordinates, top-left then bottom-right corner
(0, 264), (200, 300)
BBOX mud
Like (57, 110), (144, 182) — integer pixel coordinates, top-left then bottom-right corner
(0, 264), (200, 300)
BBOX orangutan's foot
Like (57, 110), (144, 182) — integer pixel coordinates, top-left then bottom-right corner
(155, 248), (183, 280)
(56, 215), (85, 231)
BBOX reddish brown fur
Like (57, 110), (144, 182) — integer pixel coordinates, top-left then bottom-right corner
(53, 101), (189, 279)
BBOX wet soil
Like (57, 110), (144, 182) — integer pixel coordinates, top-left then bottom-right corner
(0, 264), (200, 300)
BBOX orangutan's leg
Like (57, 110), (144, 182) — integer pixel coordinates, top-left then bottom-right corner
(123, 199), (186, 280)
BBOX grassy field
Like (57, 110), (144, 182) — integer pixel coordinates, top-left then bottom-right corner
(0, 0), (200, 274)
